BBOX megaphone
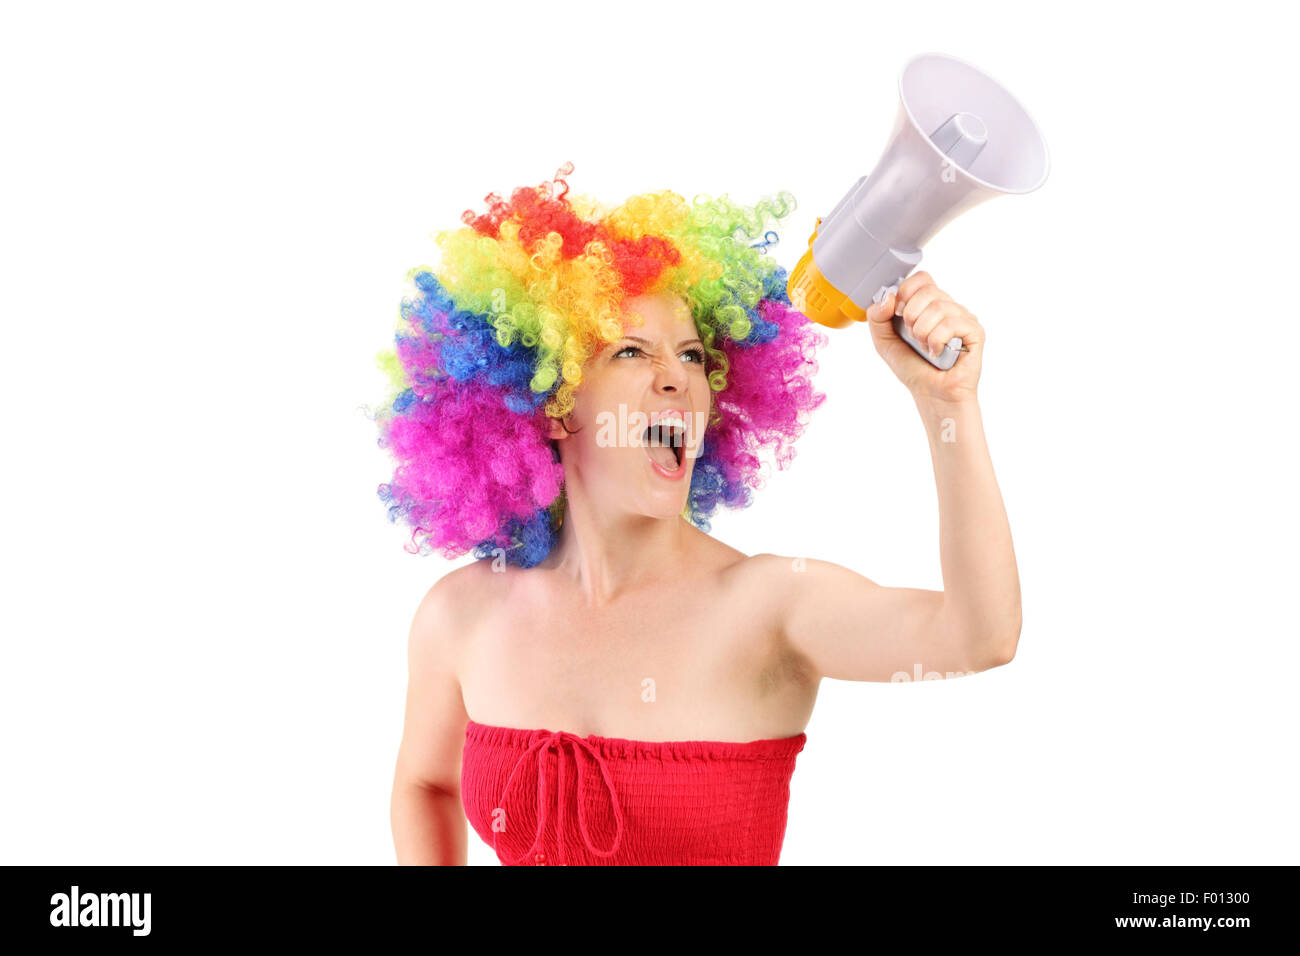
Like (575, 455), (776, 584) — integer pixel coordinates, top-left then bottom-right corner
(788, 52), (1049, 369)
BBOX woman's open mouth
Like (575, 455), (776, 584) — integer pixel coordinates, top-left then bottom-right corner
(643, 418), (687, 480)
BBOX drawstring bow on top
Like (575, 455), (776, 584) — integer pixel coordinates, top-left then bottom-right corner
(491, 728), (625, 865)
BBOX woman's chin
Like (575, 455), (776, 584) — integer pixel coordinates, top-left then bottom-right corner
(637, 461), (691, 514)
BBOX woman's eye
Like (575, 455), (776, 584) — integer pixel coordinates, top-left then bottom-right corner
(615, 345), (704, 363)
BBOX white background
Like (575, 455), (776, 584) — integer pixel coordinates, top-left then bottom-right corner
(2, 0), (1296, 865)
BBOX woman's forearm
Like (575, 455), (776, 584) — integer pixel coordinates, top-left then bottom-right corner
(914, 394), (1022, 660)
(391, 780), (467, 865)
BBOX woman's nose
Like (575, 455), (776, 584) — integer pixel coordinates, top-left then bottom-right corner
(654, 354), (689, 393)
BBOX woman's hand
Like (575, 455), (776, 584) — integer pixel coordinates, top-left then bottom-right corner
(865, 271), (983, 405)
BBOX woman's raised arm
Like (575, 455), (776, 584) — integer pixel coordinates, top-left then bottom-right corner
(759, 271), (1021, 683)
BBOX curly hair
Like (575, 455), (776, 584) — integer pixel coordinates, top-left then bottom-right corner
(371, 163), (828, 568)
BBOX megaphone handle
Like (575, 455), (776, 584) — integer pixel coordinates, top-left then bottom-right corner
(892, 312), (964, 371)
(871, 279), (964, 371)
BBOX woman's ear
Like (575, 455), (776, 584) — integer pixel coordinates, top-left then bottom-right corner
(545, 414), (568, 441)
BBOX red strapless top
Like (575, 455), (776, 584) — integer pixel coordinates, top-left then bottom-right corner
(460, 719), (807, 866)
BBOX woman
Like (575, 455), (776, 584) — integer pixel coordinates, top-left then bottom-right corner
(376, 166), (1021, 865)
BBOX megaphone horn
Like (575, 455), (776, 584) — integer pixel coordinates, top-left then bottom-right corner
(788, 52), (1050, 370)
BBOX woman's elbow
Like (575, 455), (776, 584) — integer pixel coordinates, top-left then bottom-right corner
(990, 614), (1022, 666)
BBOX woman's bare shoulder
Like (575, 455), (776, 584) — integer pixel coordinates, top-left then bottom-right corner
(682, 523), (750, 570)
(715, 550), (808, 609)
(690, 529), (789, 579)
(688, 535), (797, 609)
(411, 557), (506, 640)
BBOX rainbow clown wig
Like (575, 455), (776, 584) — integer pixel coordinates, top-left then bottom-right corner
(371, 163), (828, 568)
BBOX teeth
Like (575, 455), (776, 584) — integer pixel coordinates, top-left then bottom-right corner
(645, 422), (686, 445)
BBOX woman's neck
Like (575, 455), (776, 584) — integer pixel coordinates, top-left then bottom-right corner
(541, 480), (691, 606)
